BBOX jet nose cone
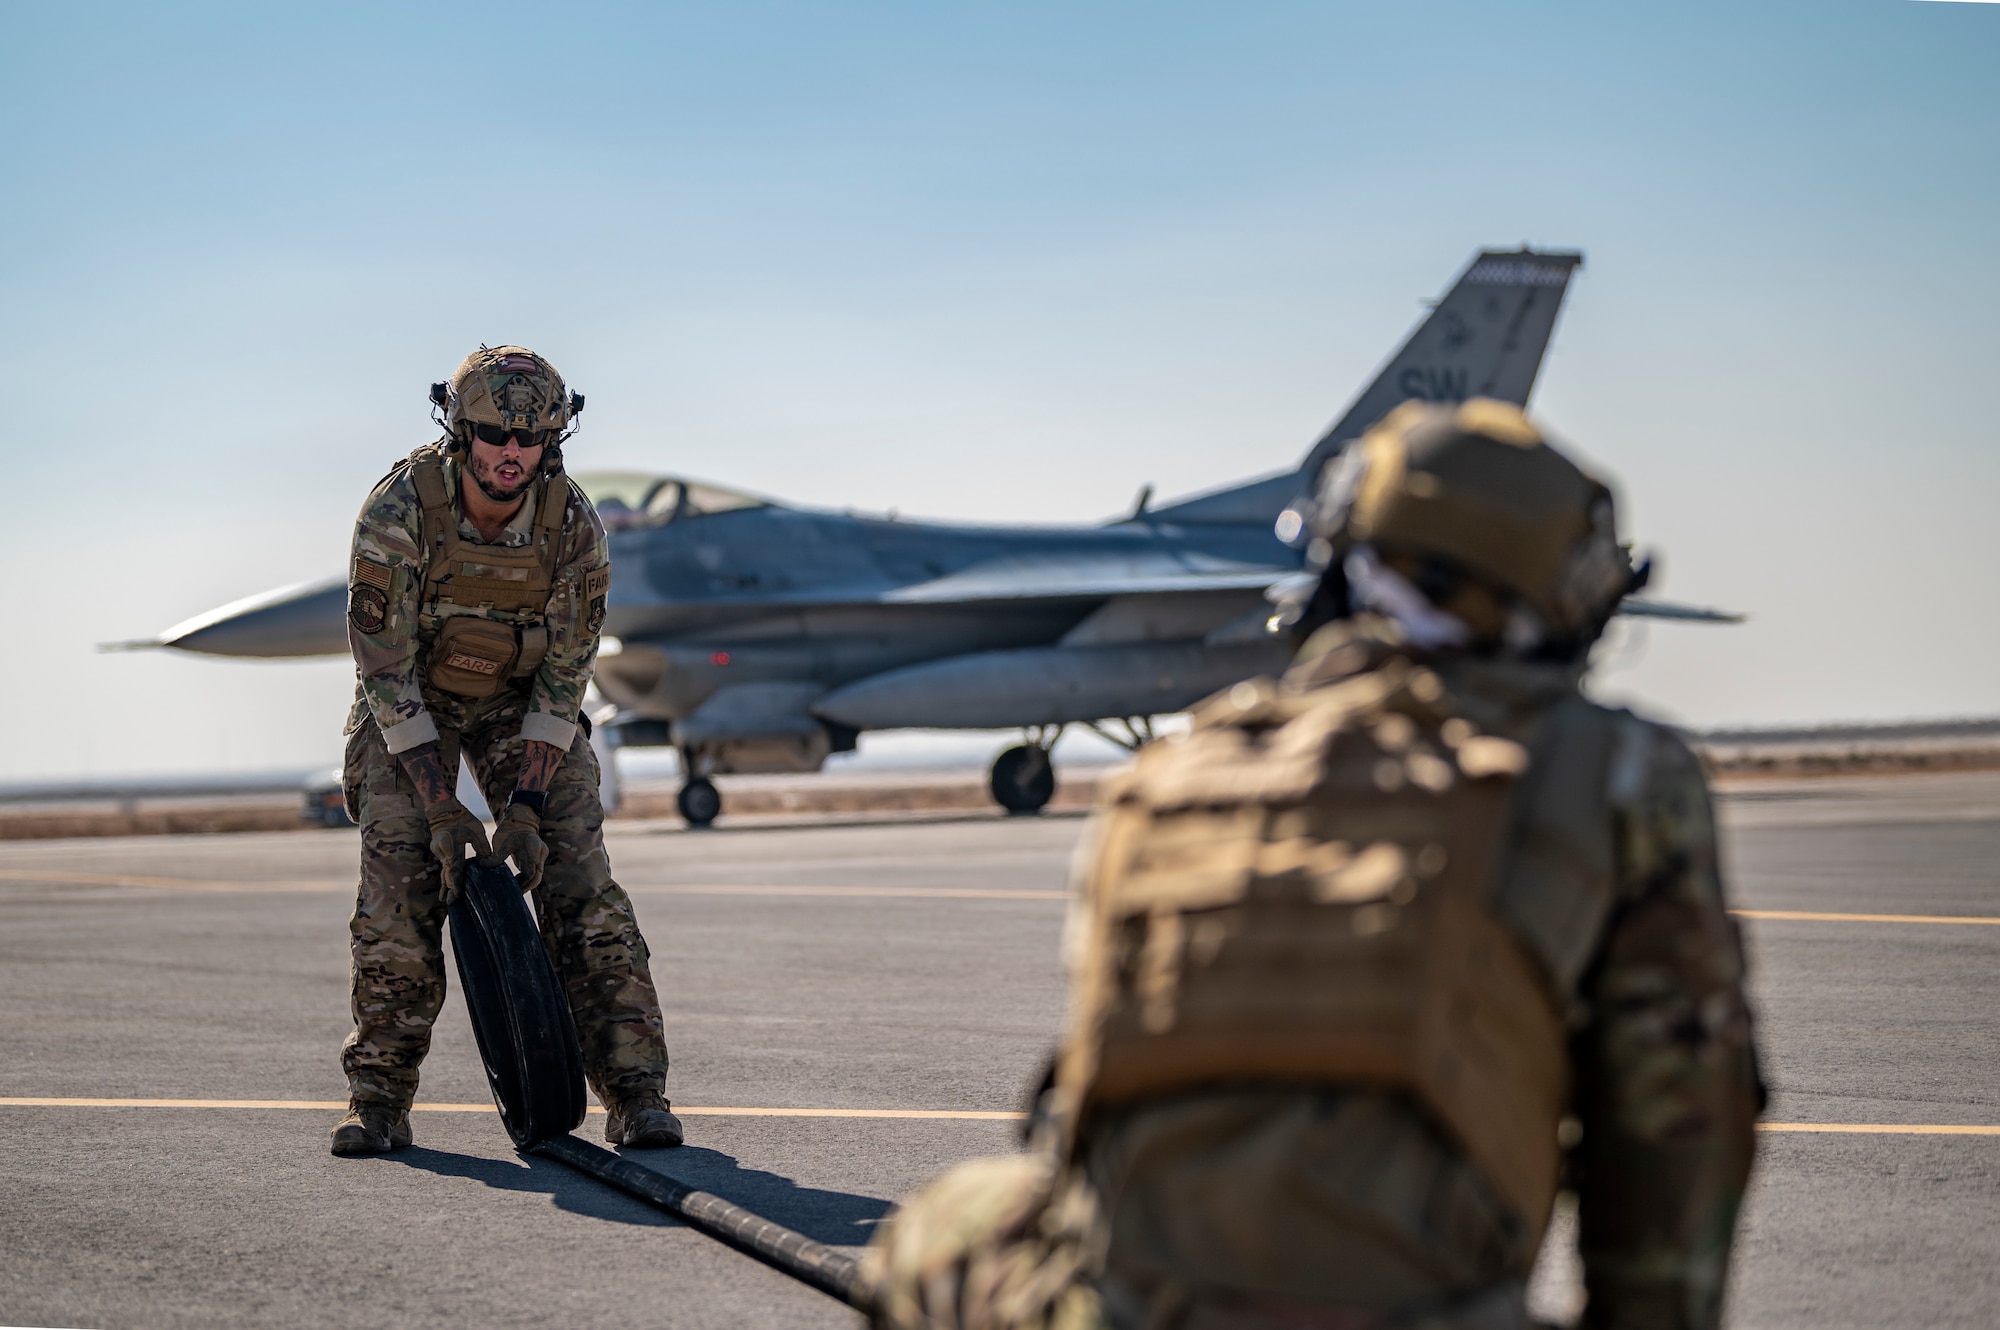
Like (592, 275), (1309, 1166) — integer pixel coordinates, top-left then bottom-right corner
(134, 576), (351, 657)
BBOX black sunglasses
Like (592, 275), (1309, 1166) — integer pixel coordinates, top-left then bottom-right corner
(470, 422), (552, 449)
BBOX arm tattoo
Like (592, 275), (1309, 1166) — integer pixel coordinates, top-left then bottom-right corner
(515, 740), (565, 795)
(396, 741), (458, 809)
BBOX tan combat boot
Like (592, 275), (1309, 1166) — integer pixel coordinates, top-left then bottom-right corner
(330, 1101), (413, 1156)
(605, 1092), (684, 1149)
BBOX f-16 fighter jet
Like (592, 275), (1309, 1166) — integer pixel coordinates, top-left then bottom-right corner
(124, 248), (1734, 825)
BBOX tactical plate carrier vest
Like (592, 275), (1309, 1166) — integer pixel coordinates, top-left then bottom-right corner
(1059, 649), (1638, 1243)
(408, 446), (569, 699)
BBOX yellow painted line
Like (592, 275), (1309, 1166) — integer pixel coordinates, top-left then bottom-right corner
(635, 884), (1068, 902)
(0, 869), (344, 893)
(0, 1098), (360, 1110)
(1759, 1123), (2000, 1135)
(671, 1106), (1025, 1120)
(0, 1097), (1024, 1120)
(9, 871), (1985, 922)
(1732, 909), (2000, 926)
(5, 1100), (1993, 1134)
(0, 871), (1063, 901)
(5, 870), (1987, 921)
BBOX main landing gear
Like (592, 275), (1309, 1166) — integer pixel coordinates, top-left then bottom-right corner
(990, 725), (1062, 815)
(988, 716), (1158, 816)
(677, 775), (722, 828)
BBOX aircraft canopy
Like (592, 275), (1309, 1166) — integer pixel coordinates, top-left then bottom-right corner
(574, 471), (773, 530)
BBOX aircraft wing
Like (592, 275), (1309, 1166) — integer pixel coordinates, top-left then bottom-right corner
(110, 565), (1741, 660)
(105, 554), (1290, 658)
(1616, 598), (1744, 623)
(878, 556), (1745, 625)
(876, 554), (1289, 604)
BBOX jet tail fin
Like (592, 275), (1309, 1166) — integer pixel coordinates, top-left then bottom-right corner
(1150, 247), (1582, 526)
(1297, 247), (1582, 477)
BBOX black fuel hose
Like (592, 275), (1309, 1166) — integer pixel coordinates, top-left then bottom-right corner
(532, 1134), (868, 1308)
(453, 859), (869, 1306)
(447, 859), (587, 1148)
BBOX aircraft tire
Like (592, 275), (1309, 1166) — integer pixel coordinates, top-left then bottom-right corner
(678, 777), (722, 827)
(990, 745), (1055, 815)
(447, 860), (588, 1150)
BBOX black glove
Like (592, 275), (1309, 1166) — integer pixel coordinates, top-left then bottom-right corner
(425, 798), (493, 903)
(492, 800), (549, 893)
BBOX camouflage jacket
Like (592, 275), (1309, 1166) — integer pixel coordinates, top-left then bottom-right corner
(1313, 625), (1761, 1327)
(862, 620), (1761, 1330)
(344, 447), (609, 754)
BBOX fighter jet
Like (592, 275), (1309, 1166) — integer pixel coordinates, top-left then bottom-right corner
(125, 248), (1735, 825)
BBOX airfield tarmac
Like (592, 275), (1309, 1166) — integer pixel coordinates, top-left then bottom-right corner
(0, 770), (1994, 1329)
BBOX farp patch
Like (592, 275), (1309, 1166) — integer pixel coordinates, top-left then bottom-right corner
(584, 565), (610, 635)
(349, 584), (388, 635)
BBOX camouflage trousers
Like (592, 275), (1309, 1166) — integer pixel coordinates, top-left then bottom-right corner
(860, 1091), (1539, 1330)
(339, 706), (669, 1111)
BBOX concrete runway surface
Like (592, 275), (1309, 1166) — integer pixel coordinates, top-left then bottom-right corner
(0, 771), (1994, 1329)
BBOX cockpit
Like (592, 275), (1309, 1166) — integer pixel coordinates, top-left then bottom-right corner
(574, 471), (775, 531)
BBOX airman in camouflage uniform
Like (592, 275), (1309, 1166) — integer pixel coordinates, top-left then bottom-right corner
(860, 401), (1761, 1330)
(331, 346), (680, 1156)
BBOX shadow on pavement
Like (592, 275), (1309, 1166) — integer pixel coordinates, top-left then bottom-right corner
(382, 1145), (676, 1227)
(616, 1144), (893, 1247)
(381, 1142), (893, 1247)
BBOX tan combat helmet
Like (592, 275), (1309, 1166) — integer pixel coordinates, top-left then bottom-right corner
(428, 345), (584, 473)
(1298, 398), (1639, 652)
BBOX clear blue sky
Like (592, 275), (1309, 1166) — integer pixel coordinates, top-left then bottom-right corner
(2, 1), (1995, 779)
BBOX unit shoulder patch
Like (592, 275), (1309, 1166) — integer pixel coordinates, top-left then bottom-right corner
(349, 584), (388, 635)
(583, 566), (611, 600)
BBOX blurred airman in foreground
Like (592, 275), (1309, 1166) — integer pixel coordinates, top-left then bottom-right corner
(861, 400), (1761, 1330)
